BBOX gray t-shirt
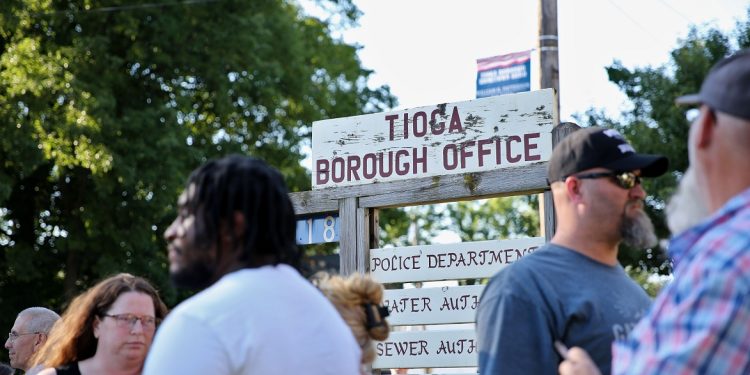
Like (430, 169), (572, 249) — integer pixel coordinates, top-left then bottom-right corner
(476, 244), (651, 375)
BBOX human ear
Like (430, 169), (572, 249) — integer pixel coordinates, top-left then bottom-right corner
(93, 317), (101, 339)
(695, 106), (716, 149)
(564, 177), (583, 202)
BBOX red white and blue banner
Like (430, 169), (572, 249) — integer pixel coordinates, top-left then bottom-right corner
(476, 50), (531, 98)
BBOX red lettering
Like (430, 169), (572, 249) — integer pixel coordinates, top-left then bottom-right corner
(347, 155), (360, 181)
(460, 140), (475, 169)
(478, 139), (493, 167)
(395, 149), (410, 176)
(430, 109), (445, 135)
(315, 159), (329, 185)
(413, 147), (427, 174)
(331, 157), (345, 183)
(524, 132), (541, 161)
(443, 144), (458, 170)
(380, 152), (394, 177)
(386, 114), (399, 141)
(506, 135), (522, 163)
(449, 106), (463, 133)
(402, 113), (410, 139)
(363, 153), (377, 179)
(495, 137), (503, 164)
(413, 111), (427, 137)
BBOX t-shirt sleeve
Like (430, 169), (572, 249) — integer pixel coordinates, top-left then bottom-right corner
(477, 289), (560, 375)
(143, 311), (231, 375)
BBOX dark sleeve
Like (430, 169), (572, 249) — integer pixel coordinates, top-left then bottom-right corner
(476, 282), (561, 375)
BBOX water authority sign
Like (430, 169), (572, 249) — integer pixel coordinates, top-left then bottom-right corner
(476, 50), (531, 98)
(311, 89), (556, 189)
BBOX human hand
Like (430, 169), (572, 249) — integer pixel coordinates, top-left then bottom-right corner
(558, 347), (602, 375)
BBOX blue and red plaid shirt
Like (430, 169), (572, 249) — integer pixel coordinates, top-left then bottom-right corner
(612, 187), (750, 374)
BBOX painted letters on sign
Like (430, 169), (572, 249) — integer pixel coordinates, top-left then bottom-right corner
(370, 237), (544, 283)
(312, 89), (557, 189)
(384, 285), (485, 326)
(373, 329), (478, 369)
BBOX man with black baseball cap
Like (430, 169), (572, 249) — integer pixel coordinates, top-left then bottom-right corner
(560, 50), (750, 375)
(477, 125), (668, 375)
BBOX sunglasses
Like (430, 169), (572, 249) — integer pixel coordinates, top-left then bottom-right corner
(571, 171), (642, 189)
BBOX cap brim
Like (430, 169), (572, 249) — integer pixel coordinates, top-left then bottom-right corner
(604, 153), (669, 178)
(675, 93), (702, 106)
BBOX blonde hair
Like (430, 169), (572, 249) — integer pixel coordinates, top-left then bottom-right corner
(30, 273), (168, 368)
(316, 273), (389, 365)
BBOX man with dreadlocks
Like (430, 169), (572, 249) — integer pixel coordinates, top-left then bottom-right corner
(143, 155), (360, 374)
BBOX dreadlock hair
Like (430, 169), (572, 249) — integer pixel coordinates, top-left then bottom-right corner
(185, 155), (300, 269)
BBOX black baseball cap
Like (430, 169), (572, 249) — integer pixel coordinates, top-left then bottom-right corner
(675, 49), (750, 120)
(547, 127), (669, 183)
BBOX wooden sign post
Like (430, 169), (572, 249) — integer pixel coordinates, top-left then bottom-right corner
(290, 89), (566, 372)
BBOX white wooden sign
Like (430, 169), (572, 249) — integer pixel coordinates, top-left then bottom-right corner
(373, 329), (478, 369)
(370, 237), (544, 283)
(384, 285), (484, 326)
(312, 89), (557, 189)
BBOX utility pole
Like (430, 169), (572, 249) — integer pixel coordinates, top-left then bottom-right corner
(539, 0), (560, 111)
(539, 0), (560, 241)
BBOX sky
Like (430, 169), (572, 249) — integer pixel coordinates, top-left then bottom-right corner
(333, 0), (748, 121)
(297, 4), (748, 372)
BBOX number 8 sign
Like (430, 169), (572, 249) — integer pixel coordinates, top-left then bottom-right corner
(295, 214), (340, 245)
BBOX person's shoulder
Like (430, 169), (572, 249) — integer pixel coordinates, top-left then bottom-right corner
(494, 243), (561, 276)
(35, 368), (57, 375)
(483, 244), (559, 295)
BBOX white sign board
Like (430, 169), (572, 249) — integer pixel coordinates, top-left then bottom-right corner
(312, 89), (557, 189)
(384, 285), (484, 326)
(370, 237), (544, 283)
(373, 329), (478, 369)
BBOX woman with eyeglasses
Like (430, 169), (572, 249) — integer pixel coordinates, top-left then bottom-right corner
(30, 273), (168, 375)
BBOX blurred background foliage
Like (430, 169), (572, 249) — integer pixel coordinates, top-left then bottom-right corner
(1, 0), (749, 365)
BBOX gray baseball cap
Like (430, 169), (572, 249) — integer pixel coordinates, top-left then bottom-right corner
(675, 49), (750, 120)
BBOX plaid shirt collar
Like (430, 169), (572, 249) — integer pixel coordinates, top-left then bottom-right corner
(669, 186), (750, 268)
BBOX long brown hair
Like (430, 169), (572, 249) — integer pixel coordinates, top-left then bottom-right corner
(31, 273), (168, 368)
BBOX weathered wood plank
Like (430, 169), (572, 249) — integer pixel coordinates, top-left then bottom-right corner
(370, 238), (544, 283)
(355, 207), (369, 274)
(384, 285), (484, 326)
(373, 329), (478, 369)
(290, 162), (548, 215)
(338, 197), (357, 275)
(312, 89), (556, 189)
(359, 162), (547, 208)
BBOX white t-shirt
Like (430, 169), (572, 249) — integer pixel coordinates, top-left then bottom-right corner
(143, 265), (361, 375)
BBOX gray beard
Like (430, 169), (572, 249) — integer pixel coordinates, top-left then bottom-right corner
(620, 207), (658, 249)
(666, 168), (709, 235)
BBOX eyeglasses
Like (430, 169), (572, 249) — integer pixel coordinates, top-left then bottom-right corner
(101, 313), (158, 330)
(572, 171), (642, 189)
(685, 106), (716, 123)
(7, 331), (41, 341)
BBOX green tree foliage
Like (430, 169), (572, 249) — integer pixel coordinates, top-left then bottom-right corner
(443, 196), (539, 242)
(0, 0), (394, 354)
(581, 9), (750, 273)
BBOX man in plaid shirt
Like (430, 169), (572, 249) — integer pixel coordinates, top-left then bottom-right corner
(560, 49), (750, 375)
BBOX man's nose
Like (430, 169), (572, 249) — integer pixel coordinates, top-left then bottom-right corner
(164, 219), (178, 242)
(630, 182), (646, 199)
